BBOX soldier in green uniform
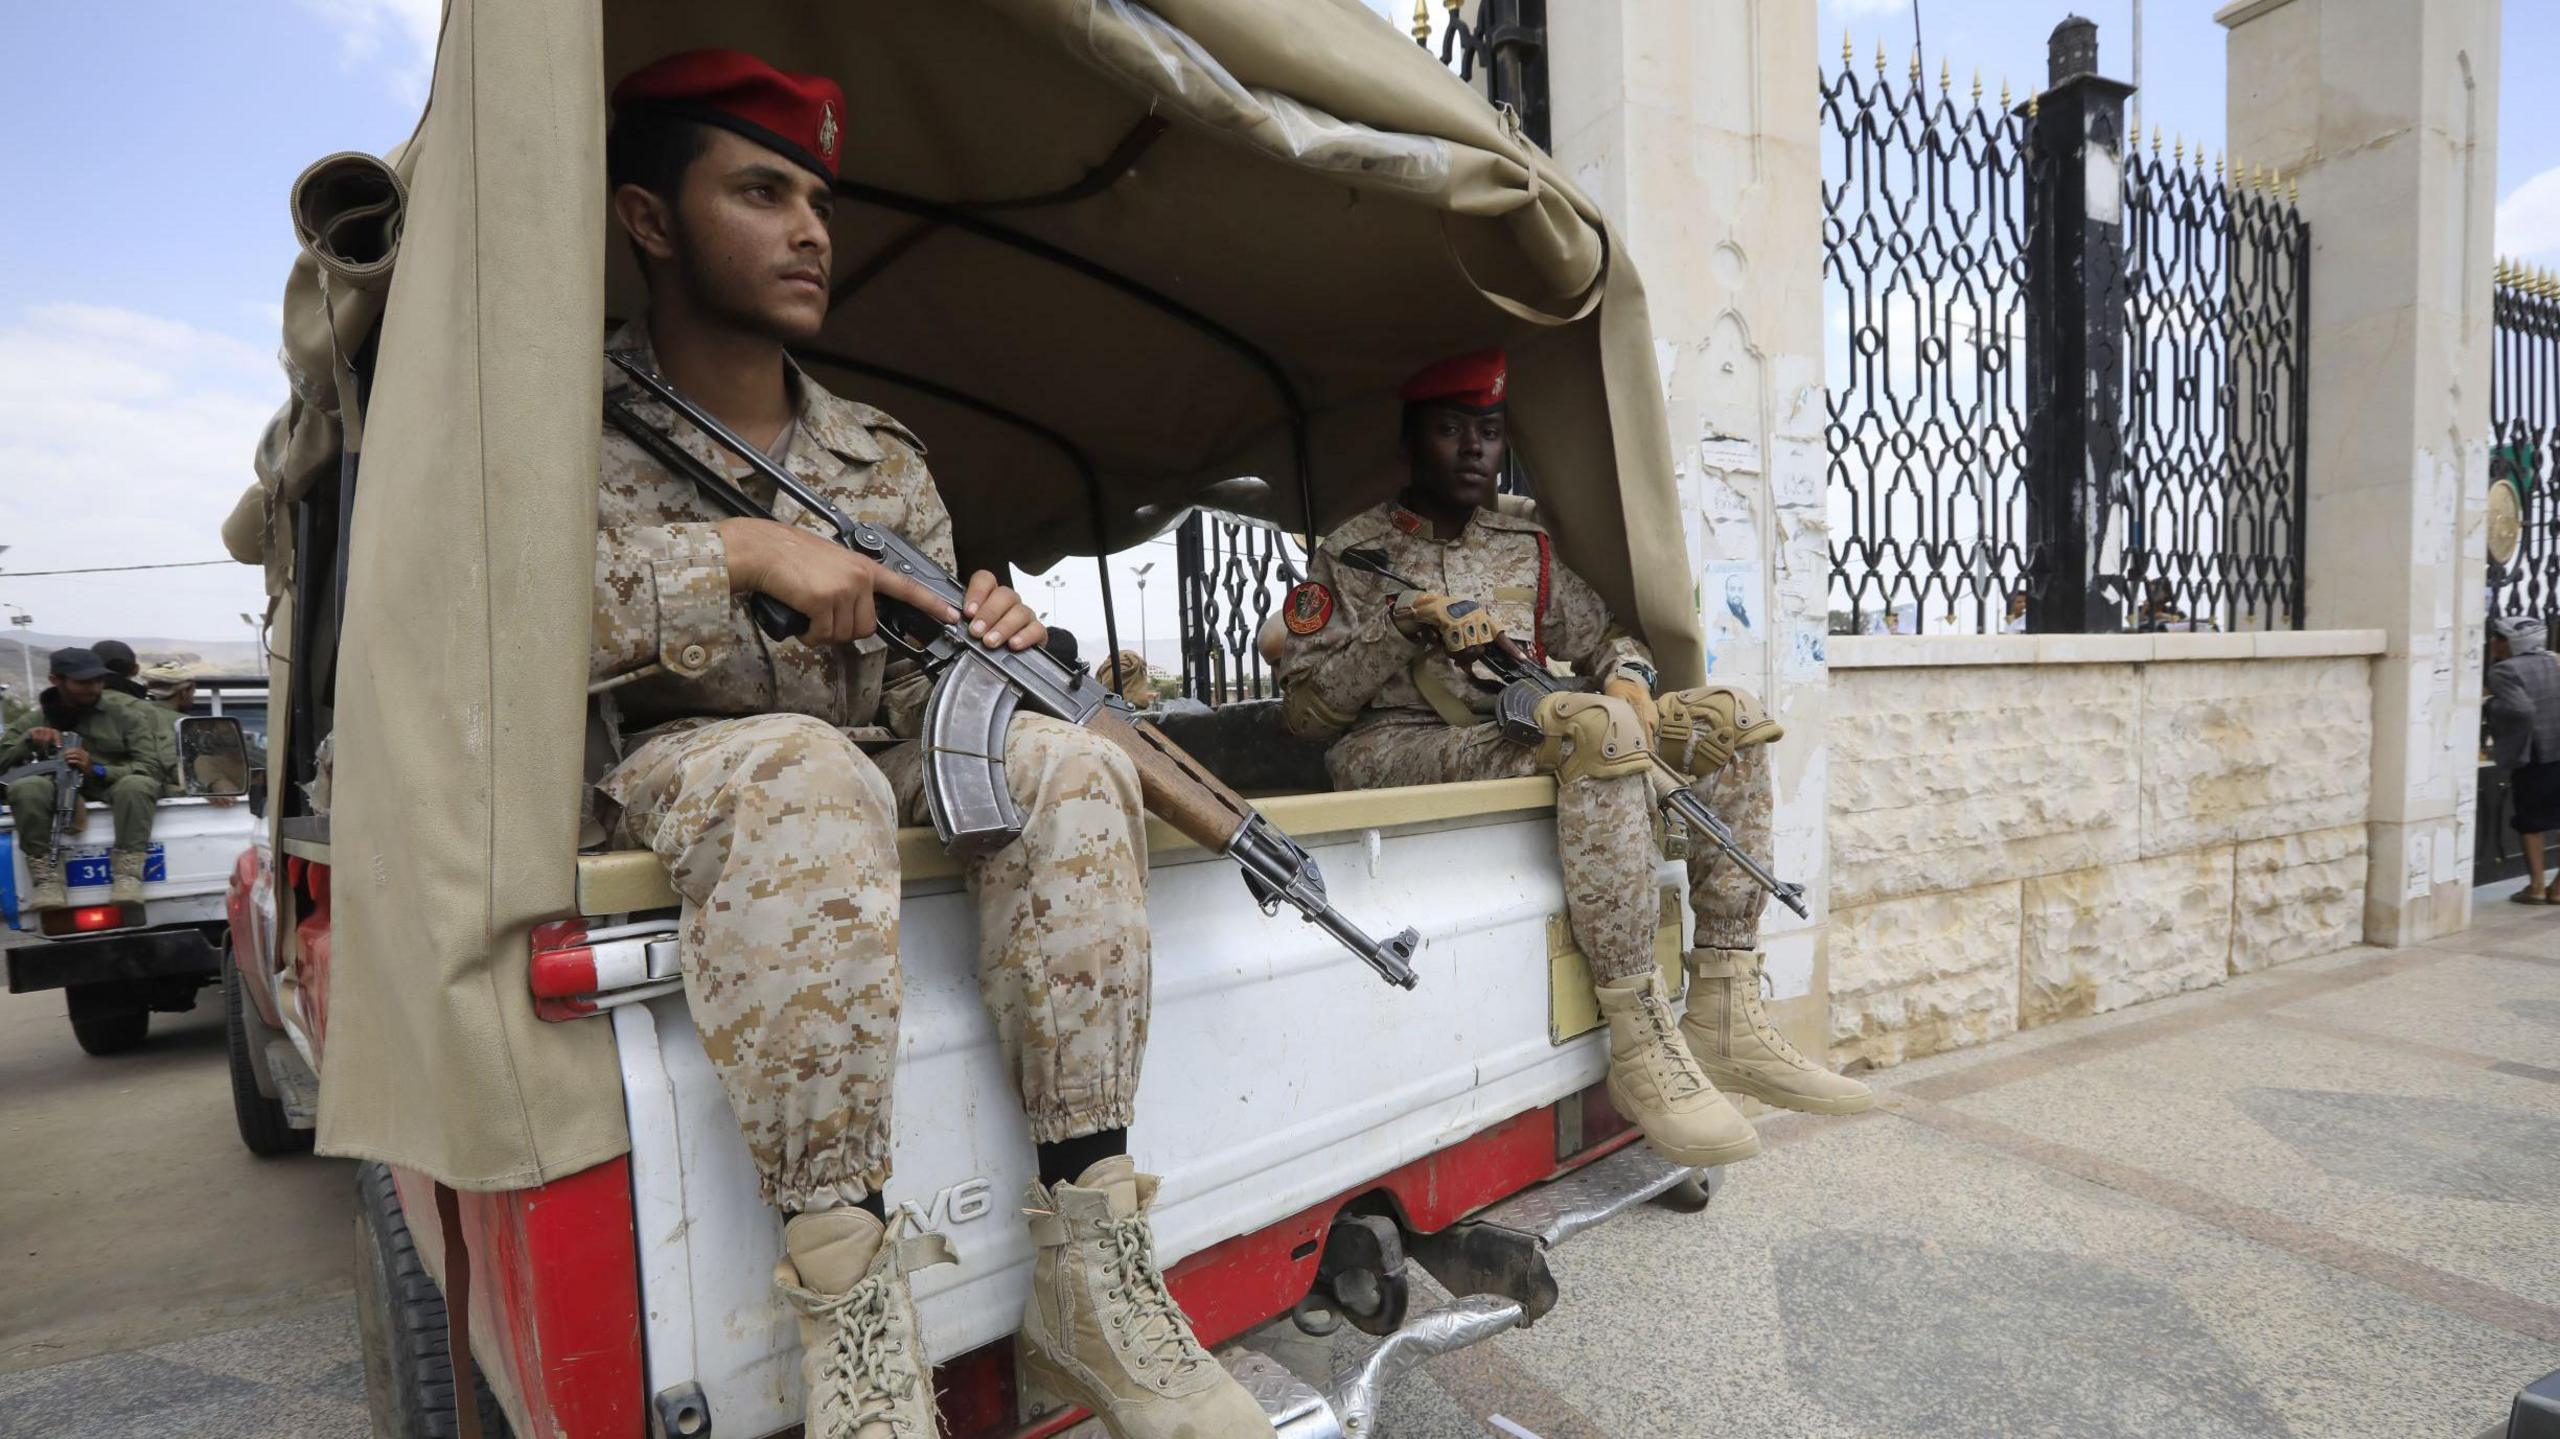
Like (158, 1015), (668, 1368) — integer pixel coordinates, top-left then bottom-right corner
(1278, 350), (1871, 1171)
(3, 647), (176, 908)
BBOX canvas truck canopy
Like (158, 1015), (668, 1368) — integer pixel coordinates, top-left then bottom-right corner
(254, 0), (1699, 1189)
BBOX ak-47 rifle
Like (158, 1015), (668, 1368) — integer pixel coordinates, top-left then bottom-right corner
(1333, 546), (1811, 920)
(604, 355), (1422, 990)
(0, 731), (85, 855)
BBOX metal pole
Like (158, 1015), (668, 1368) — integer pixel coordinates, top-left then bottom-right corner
(1132, 562), (1155, 672)
(2128, 0), (2142, 140)
(2021, 18), (2134, 633)
(9, 612), (33, 700)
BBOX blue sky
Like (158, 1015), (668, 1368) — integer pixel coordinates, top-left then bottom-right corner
(1, 0), (2553, 647)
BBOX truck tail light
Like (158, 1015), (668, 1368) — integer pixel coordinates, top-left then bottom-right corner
(71, 905), (126, 932)
(40, 903), (136, 937)
(528, 919), (681, 1022)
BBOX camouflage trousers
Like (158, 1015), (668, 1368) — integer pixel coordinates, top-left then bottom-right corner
(600, 711), (1151, 1214)
(1327, 713), (1774, 981)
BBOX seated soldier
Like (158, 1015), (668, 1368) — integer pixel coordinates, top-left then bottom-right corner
(91, 640), (151, 700)
(2, 647), (176, 908)
(590, 52), (1263, 1439)
(1277, 351), (1871, 1169)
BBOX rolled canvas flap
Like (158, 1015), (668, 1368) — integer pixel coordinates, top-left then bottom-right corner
(291, 150), (408, 292)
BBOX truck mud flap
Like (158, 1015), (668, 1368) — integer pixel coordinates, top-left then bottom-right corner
(6, 926), (223, 994)
(1407, 1143), (1718, 1327)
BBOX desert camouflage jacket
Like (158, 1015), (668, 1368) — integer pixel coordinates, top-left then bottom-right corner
(1276, 498), (1650, 739)
(592, 319), (955, 739)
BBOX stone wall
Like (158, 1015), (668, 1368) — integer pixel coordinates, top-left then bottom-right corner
(1824, 631), (2382, 1070)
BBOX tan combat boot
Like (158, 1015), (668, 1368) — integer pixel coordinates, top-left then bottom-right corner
(1681, 947), (1873, 1115)
(1594, 971), (1762, 1166)
(109, 851), (147, 905)
(23, 852), (65, 912)
(1018, 1156), (1268, 1439)
(777, 1207), (955, 1439)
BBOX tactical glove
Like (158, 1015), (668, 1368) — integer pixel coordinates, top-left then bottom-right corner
(1391, 592), (1501, 655)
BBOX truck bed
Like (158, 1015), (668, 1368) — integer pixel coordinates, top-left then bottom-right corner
(575, 776), (1689, 1438)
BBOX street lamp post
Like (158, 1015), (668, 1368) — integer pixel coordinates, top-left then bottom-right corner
(1131, 561), (1156, 672)
(6, 608), (33, 702)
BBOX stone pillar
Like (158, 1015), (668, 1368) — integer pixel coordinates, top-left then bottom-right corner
(1548, 2), (1833, 1043)
(2220, 0), (2500, 944)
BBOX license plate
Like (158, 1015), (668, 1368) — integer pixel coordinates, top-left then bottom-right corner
(62, 844), (167, 889)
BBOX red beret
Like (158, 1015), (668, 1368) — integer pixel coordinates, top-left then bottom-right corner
(1399, 348), (1508, 411)
(613, 49), (845, 182)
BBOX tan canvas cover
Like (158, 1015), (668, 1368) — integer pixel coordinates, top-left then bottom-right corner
(283, 0), (1700, 1188)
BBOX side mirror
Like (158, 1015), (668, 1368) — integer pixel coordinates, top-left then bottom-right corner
(177, 716), (251, 798)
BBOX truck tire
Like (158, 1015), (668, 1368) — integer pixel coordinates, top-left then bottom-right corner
(65, 983), (148, 1056)
(354, 1163), (510, 1439)
(225, 961), (311, 1157)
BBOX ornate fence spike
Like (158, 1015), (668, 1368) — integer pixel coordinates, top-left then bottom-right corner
(1824, 37), (2309, 636)
(1411, 0), (1429, 43)
(1843, 28), (1854, 67)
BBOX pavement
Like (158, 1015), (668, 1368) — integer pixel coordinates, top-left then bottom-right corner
(1, 888), (2555, 1438)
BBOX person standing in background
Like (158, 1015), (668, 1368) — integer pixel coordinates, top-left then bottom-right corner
(2487, 615), (2560, 905)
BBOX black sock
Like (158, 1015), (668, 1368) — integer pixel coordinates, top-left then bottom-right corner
(1036, 1127), (1129, 1188)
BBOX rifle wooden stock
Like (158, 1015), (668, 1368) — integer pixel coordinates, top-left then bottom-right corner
(1082, 706), (1255, 854)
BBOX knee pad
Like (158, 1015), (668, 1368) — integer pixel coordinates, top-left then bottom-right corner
(1656, 686), (1781, 775)
(1280, 683), (1359, 741)
(1528, 691), (1655, 787)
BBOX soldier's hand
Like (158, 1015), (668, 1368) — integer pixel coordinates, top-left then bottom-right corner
(1602, 675), (1660, 741)
(961, 571), (1047, 652)
(1392, 592), (1500, 656)
(62, 747), (92, 771)
(26, 727), (60, 749)
(717, 518), (959, 645)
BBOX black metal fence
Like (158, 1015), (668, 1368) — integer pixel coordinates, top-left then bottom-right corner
(2491, 264), (2560, 620)
(1823, 20), (2310, 634)
(1175, 510), (1307, 706)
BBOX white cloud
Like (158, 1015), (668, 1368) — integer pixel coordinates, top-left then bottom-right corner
(295, 0), (443, 103)
(0, 304), (278, 645)
(2497, 165), (2560, 262)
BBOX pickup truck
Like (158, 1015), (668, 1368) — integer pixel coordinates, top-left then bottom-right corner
(3, 678), (267, 1057)
(220, 1), (1741, 1430)
(231, 735), (1722, 1439)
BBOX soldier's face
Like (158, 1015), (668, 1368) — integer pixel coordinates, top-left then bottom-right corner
(643, 128), (836, 341)
(1404, 404), (1506, 512)
(52, 674), (104, 707)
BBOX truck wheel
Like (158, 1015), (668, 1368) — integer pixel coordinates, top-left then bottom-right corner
(354, 1163), (510, 1439)
(65, 984), (148, 1056)
(225, 961), (311, 1157)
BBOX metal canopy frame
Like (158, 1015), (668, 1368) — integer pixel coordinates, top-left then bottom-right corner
(814, 115), (1329, 675)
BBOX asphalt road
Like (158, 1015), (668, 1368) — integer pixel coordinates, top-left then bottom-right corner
(1, 893), (2555, 1439)
(0, 935), (367, 1435)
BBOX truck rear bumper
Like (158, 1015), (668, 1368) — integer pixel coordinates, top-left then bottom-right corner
(1055, 1145), (1718, 1439)
(6, 926), (223, 994)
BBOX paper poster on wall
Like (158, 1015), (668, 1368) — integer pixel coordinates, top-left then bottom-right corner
(1781, 620), (1828, 679)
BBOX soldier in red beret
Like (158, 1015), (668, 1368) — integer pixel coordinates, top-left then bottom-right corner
(1278, 349), (1872, 1173)
(593, 50), (1264, 1439)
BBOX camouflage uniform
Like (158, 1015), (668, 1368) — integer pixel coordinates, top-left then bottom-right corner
(1278, 500), (1773, 980)
(592, 321), (1148, 1213)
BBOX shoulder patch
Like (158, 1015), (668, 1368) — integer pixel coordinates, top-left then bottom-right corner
(1283, 581), (1337, 635)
